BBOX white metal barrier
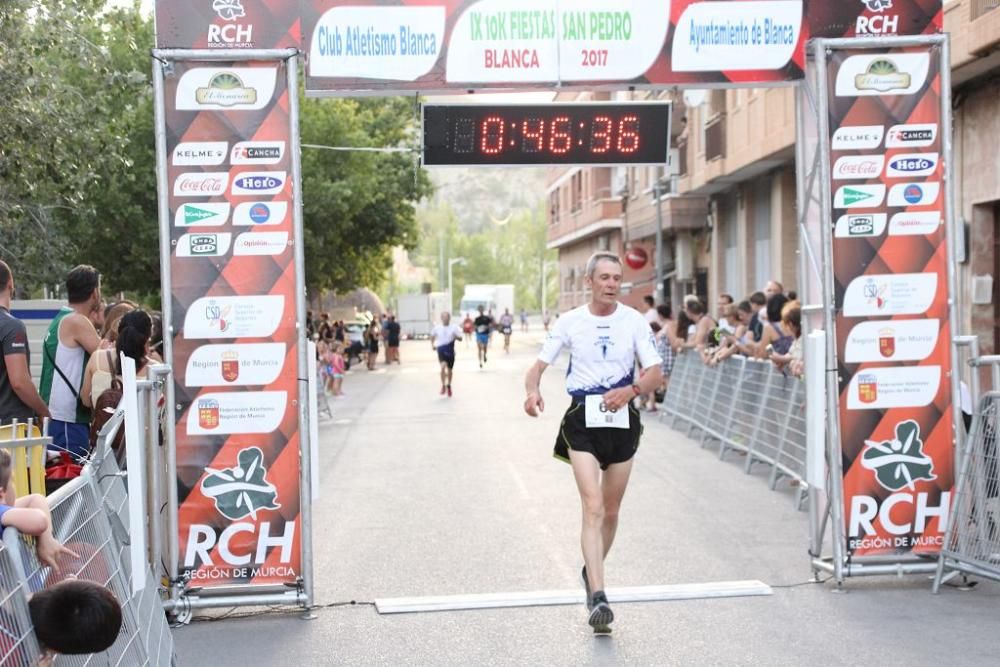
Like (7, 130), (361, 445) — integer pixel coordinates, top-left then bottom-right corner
(0, 428), (176, 665)
(662, 351), (809, 508)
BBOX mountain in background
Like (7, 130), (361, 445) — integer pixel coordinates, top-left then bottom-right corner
(422, 167), (549, 233)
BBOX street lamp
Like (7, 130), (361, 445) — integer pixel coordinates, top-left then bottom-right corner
(447, 257), (466, 313)
(652, 177), (670, 303)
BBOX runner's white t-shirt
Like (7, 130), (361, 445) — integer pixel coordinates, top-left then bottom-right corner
(538, 303), (662, 397)
(431, 323), (462, 348)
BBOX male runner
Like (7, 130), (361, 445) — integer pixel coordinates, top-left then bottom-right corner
(498, 308), (514, 354)
(473, 305), (493, 368)
(523, 252), (662, 632)
(430, 312), (462, 397)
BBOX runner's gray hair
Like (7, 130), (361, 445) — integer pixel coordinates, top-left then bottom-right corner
(585, 252), (623, 278)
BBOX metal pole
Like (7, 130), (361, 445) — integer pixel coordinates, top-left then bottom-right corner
(287, 53), (315, 614)
(146, 382), (162, 583)
(150, 53), (181, 606)
(812, 39), (847, 585)
(448, 260), (454, 314)
(654, 181), (664, 303)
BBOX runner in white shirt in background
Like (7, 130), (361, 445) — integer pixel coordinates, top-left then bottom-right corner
(523, 252), (662, 634)
(430, 312), (463, 398)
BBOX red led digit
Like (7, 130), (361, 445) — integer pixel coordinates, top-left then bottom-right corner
(481, 116), (505, 155)
(549, 116), (571, 154)
(590, 115), (612, 153)
(521, 118), (544, 153)
(617, 115), (640, 153)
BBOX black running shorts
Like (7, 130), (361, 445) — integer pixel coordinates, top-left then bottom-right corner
(554, 400), (642, 470)
(437, 349), (455, 369)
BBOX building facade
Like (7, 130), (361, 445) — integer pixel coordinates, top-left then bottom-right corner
(547, 3), (999, 362)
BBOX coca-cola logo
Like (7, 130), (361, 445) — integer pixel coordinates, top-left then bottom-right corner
(833, 155), (885, 180)
(173, 172), (229, 197)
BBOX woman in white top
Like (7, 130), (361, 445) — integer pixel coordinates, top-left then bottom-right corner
(81, 310), (154, 408)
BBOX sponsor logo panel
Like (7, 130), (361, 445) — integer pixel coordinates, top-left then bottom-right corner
(176, 233), (232, 257)
(231, 171), (287, 196)
(174, 203), (231, 227)
(183, 295), (284, 339)
(846, 365), (941, 410)
(844, 319), (939, 363)
(835, 53), (929, 96)
(231, 141), (285, 165)
(834, 184), (885, 208)
(842, 272), (938, 317)
(885, 123), (937, 148)
(175, 67), (277, 111)
(232, 201), (289, 226)
(887, 181), (940, 207)
(187, 391), (287, 435)
(173, 141), (228, 166)
(834, 213), (888, 238)
(832, 125), (884, 150)
(885, 153), (938, 178)
(888, 211), (940, 236)
(233, 232), (290, 256)
(174, 172), (229, 197)
(185, 343), (286, 387)
(833, 154), (885, 180)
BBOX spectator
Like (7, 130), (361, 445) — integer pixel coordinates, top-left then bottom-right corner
(330, 343), (346, 397)
(673, 308), (692, 350)
(716, 293), (735, 334)
(681, 300), (715, 352)
(98, 301), (136, 350)
(769, 301), (803, 376)
(148, 311), (164, 363)
(756, 293), (793, 360)
(654, 312), (675, 395)
(764, 280), (784, 300)
(306, 310), (315, 340)
(81, 310), (154, 410)
(655, 304), (676, 350)
(30, 578), (122, 659)
(39, 266), (103, 462)
(333, 319), (345, 344)
(364, 321), (380, 371)
(317, 313), (333, 342)
(710, 300), (756, 364)
(520, 308), (528, 332)
(385, 315), (401, 364)
(642, 295), (658, 325)
(747, 291), (766, 342)
(639, 322), (664, 412)
(0, 261), (50, 425)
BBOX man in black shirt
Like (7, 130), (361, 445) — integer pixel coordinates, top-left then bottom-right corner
(385, 314), (401, 364)
(473, 306), (493, 368)
(0, 261), (50, 425)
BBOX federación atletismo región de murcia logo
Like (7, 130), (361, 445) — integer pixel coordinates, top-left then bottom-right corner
(860, 420), (936, 492)
(201, 446), (281, 520)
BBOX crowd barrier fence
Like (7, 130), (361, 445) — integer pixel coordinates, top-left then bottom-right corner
(934, 358), (1000, 592)
(0, 412), (176, 665)
(661, 351), (809, 508)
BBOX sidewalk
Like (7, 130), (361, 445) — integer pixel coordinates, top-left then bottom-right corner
(173, 337), (1000, 666)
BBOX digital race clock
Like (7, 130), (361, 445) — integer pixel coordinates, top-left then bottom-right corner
(422, 102), (672, 167)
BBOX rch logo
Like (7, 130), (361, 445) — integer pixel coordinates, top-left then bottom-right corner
(201, 446), (281, 520)
(857, 0), (899, 37)
(212, 0), (245, 21)
(861, 420), (936, 491)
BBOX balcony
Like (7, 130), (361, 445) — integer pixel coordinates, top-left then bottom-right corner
(970, 0), (1000, 55)
(972, 0), (999, 21)
(704, 115), (726, 162)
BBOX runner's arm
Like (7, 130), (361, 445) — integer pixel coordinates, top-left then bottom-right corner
(523, 360), (548, 417)
(4, 353), (50, 419)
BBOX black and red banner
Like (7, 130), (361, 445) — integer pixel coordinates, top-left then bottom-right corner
(825, 44), (953, 557)
(163, 59), (302, 587)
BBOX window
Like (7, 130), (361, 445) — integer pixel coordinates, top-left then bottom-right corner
(549, 190), (560, 225)
(571, 171), (583, 212)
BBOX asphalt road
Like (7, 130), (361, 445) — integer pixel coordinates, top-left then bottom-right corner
(174, 327), (1000, 666)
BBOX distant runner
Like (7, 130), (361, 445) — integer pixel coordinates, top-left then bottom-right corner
(473, 305), (493, 368)
(523, 252), (662, 634)
(430, 312), (463, 397)
(499, 308), (514, 354)
(520, 308), (528, 332)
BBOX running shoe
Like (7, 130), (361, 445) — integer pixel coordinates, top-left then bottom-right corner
(581, 566), (591, 606)
(588, 591), (613, 629)
(446, 385), (452, 397)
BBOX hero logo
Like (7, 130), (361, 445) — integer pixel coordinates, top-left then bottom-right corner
(231, 172), (286, 196)
(885, 153), (938, 178)
(886, 124), (937, 148)
(833, 155), (885, 180)
(856, 0), (898, 35)
(208, 0), (253, 48)
(174, 172), (229, 197)
(831, 125), (884, 150)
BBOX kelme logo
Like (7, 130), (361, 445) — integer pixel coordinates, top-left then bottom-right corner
(861, 420), (936, 491)
(201, 446), (281, 520)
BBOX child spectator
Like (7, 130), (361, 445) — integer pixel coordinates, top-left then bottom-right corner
(330, 344), (346, 398)
(769, 301), (803, 376)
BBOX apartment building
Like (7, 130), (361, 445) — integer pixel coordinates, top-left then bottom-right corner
(547, 1), (999, 358)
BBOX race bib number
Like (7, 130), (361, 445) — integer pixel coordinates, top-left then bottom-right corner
(584, 394), (629, 429)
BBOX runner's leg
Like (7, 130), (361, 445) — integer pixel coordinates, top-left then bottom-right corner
(599, 458), (634, 559)
(569, 449), (606, 593)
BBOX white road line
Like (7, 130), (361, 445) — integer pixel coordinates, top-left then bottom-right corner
(506, 461), (531, 500)
(375, 580), (772, 614)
